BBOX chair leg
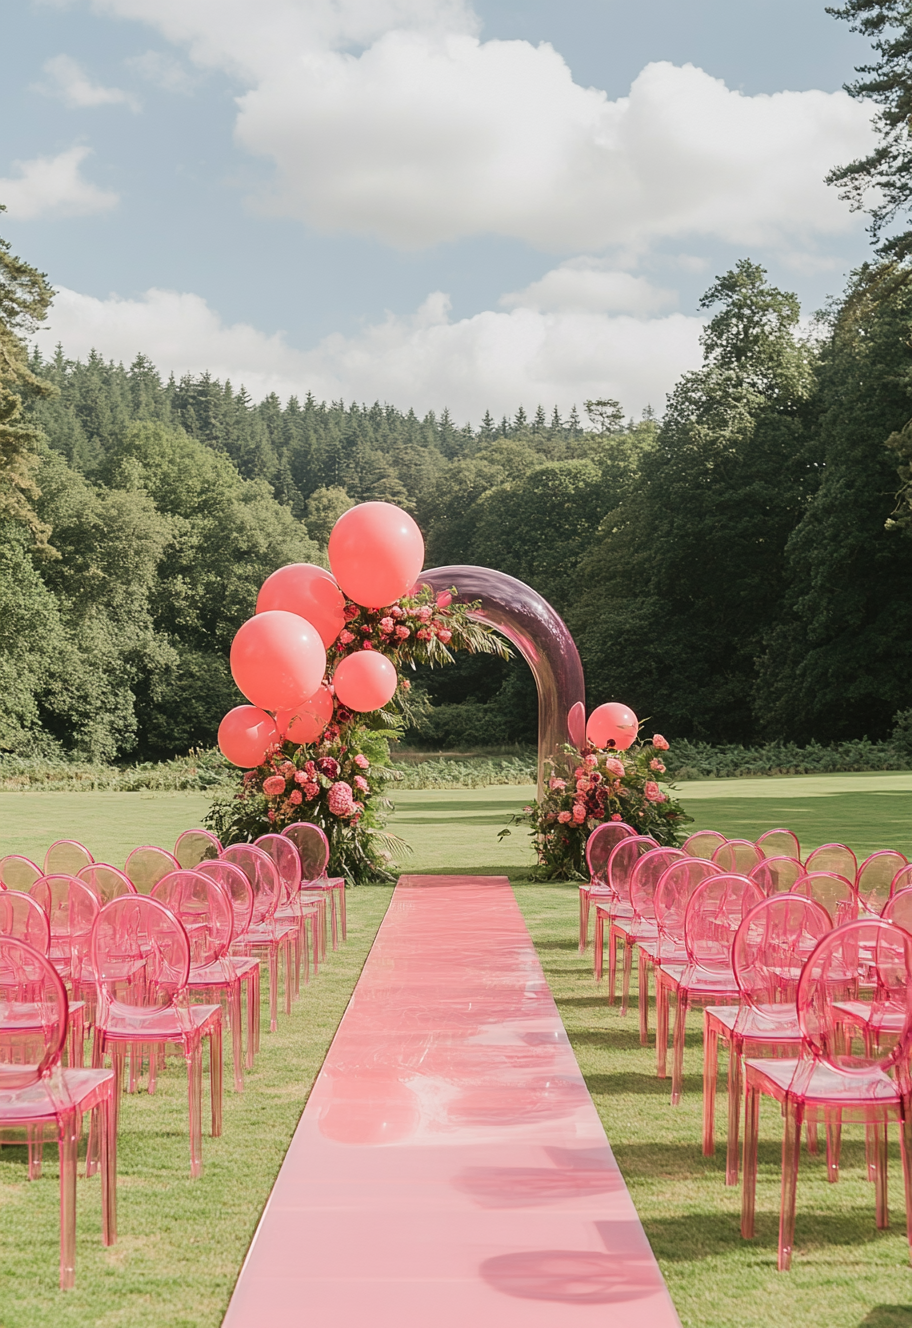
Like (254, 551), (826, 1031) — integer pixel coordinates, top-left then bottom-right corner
(656, 976), (669, 1079)
(593, 911), (604, 983)
(579, 891), (589, 954)
(608, 925), (619, 1003)
(268, 947), (279, 1032)
(825, 1108), (842, 1182)
(301, 918), (310, 987)
(58, 1114), (78, 1290)
(621, 939), (633, 1016)
(329, 889), (338, 950)
(187, 1039), (203, 1179)
(229, 983), (244, 1093)
(898, 1105), (912, 1261)
(726, 1039), (743, 1186)
(101, 1092), (117, 1247)
(874, 1120), (889, 1228)
(209, 1020), (223, 1138)
(671, 994), (688, 1106)
(702, 1014), (717, 1157)
(778, 1097), (803, 1271)
(741, 1083), (760, 1238)
(283, 939), (293, 1016)
(339, 881), (347, 942)
(638, 952), (650, 1045)
(806, 1118), (819, 1155)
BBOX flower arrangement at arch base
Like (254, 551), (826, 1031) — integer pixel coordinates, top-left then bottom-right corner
(504, 733), (692, 880)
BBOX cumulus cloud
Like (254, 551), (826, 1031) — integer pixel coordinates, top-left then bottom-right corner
(501, 260), (676, 315)
(0, 147), (119, 219)
(32, 277), (704, 420)
(35, 54), (139, 110)
(89, 0), (874, 255)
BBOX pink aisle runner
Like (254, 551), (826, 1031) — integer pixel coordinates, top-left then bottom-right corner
(223, 875), (680, 1327)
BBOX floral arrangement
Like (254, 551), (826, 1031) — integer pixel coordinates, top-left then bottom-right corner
(502, 734), (692, 879)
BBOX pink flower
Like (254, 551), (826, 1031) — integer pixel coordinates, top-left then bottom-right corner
(572, 804), (587, 823)
(573, 766), (585, 779)
(267, 809), (276, 822)
(343, 604), (359, 622)
(401, 678), (411, 690)
(576, 778), (590, 793)
(363, 640), (374, 649)
(605, 758), (624, 777)
(379, 616), (394, 631)
(438, 629), (452, 644)
(611, 813), (623, 822)
(652, 734), (669, 751)
(523, 805), (532, 813)
(294, 770), (308, 784)
(549, 777), (566, 791)
(417, 606), (432, 622)
(649, 759), (666, 773)
(558, 810), (572, 824)
(289, 789), (303, 805)
(317, 757), (340, 779)
(584, 754), (597, 768)
(328, 781), (355, 816)
(338, 629), (354, 645)
(416, 628), (431, 640)
(304, 781), (320, 799)
(644, 781), (666, 803)
(354, 775), (369, 792)
(391, 605), (405, 618)
(354, 754), (369, 769)
(395, 626), (411, 640)
(436, 591), (452, 609)
(263, 775), (286, 796)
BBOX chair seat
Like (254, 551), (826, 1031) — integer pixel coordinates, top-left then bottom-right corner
(659, 964), (741, 998)
(0, 999), (84, 1034)
(595, 902), (634, 922)
(187, 957), (258, 987)
(233, 922), (296, 948)
(745, 1056), (901, 1106)
(835, 999), (906, 1035)
(706, 1004), (802, 1040)
(0, 1067), (113, 1122)
(99, 1004), (220, 1040)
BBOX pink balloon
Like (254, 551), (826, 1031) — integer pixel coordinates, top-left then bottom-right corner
(333, 651), (398, 712)
(276, 682), (335, 744)
(256, 564), (346, 648)
(328, 502), (425, 609)
(230, 611), (326, 712)
(218, 705), (280, 768)
(567, 701), (586, 750)
(586, 702), (639, 751)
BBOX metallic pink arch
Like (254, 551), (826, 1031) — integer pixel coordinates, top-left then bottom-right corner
(420, 566), (586, 797)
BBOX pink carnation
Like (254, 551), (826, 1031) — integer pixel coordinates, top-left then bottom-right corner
(558, 810), (572, 824)
(303, 781), (320, 800)
(338, 629), (355, 645)
(644, 781), (666, 803)
(572, 804), (587, 823)
(328, 781), (355, 816)
(605, 758), (624, 777)
(263, 775), (286, 796)
(289, 789), (303, 805)
(652, 734), (670, 751)
(649, 759), (666, 773)
(354, 775), (369, 792)
(354, 754), (369, 769)
(549, 777), (566, 791)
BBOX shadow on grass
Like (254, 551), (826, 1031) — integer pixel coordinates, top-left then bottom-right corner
(584, 1071), (706, 1098)
(643, 1206), (899, 1264)
(860, 1310), (912, 1328)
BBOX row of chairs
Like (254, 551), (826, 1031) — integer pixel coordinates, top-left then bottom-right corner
(579, 821), (912, 1271)
(0, 821), (346, 1288)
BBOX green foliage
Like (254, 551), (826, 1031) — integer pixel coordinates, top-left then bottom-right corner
(393, 754), (537, 787)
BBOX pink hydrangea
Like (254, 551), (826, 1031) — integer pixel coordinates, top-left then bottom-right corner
(338, 629), (355, 645)
(328, 781), (355, 816)
(263, 775), (286, 796)
(652, 734), (669, 751)
(649, 759), (666, 773)
(354, 775), (369, 792)
(605, 758), (625, 777)
(354, 754), (369, 769)
(584, 754), (598, 768)
(558, 810), (572, 824)
(549, 777), (566, 791)
(303, 781), (320, 799)
(395, 626), (410, 640)
(572, 804), (587, 823)
(379, 616), (394, 631)
(644, 781), (666, 803)
(289, 789), (303, 805)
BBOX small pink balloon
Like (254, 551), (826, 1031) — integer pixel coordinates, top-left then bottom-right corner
(218, 705), (280, 768)
(333, 651), (398, 712)
(256, 564), (346, 648)
(230, 610), (326, 712)
(276, 682), (335, 744)
(586, 702), (639, 751)
(328, 502), (425, 609)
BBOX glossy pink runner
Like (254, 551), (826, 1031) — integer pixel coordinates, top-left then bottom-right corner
(223, 875), (680, 1326)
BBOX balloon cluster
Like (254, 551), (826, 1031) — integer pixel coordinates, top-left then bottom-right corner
(218, 502), (425, 767)
(585, 702), (639, 751)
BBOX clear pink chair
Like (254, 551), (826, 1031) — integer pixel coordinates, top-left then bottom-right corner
(793, 871), (859, 925)
(0, 891), (50, 953)
(578, 822), (636, 952)
(804, 842), (857, 880)
(751, 855), (804, 894)
(656, 873), (764, 1105)
(712, 839), (764, 874)
(891, 863), (912, 898)
(883, 886), (912, 928)
(0, 937), (117, 1287)
(30, 875), (98, 1062)
(282, 822), (347, 949)
(78, 863), (136, 904)
(619, 846), (686, 1037)
(650, 857), (724, 1074)
(742, 918), (912, 1270)
(756, 828), (801, 860)
(255, 834), (320, 989)
(0, 855), (40, 891)
(44, 840), (93, 876)
(221, 844), (295, 1033)
(592, 835), (658, 989)
(174, 829), (223, 869)
(682, 830), (727, 859)
(124, 845), (180, 894)
(196, 860), (260, 1067)
(91, 895), (222, 1178)
(703, 894), (831, 1182)
(856, 850), (909, 915)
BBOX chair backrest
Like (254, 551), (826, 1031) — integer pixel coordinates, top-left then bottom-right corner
(793, 871), (857, 925)
(174, 829), (223, 870)
(882, 887), (912, 930)
(891, 863), (912, 898)
(712, 839), (764, 874)
(684, 873), (764, 973)
(281, 823), (330, 882)
(220, 844), (281, 926)
(804, 842), (857, 880)
(125, 845), (181, 894)
(0, 855), (40, 891)
(654, 858), (722, 945)
(628, 847), (686, 923)
(92, 895), (190, 1014)
(196, 860), (255, 937)
(798, 918), (912, 1076)
(78, 863), (136, 905)
(606, 836), (660, 906)
(43, 839), (93, 876)
(750, 855), (804, 895)
(681, 830), (727, 859)
(755, 828), (801, 860)
(152, 870), (234, 968)
(29, 875), (99, 956)
(0, 891), (50, 954)
(584, 821), (636, 884)
(855, 850), (909, 914)
(255, 834), (302, 903)
(733, 894), (831, 1021)
(0, 937), (67, 1091)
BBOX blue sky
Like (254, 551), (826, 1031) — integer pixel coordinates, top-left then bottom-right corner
(0, 0), (877, 420)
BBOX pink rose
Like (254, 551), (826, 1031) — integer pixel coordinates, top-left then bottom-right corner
(558, 810), (572, 824)
(438, 629), (452, 644)
(354, 775), (369, 792)
(391, 605), (405, 618)
(363, 640), (374, 649)
(354, 754), (369, 769)
(416, 628), (431, 640)
(343, 604), (359, 622)
(317, 757), (340, 779)
(572, 804), (587, 823)
(605, 758), (624, 777)
(328, 781), (355, 816)
(294, 770), (308, 784)
(395, 626), (410, 640)
(279, 761), (296, 777)
(574, 766), (585, 778)
(418, 606), (432, 622)
(289, 789), (303, 805)
(649, 759), (666, 773)
(576, 778), (590, 792)
(548, 777), (566, 791)
(338, 629), (354, 645)
(267, 809), (276, 822)
(644, 781), (666, 803)
(379, 616), (394, 631)
(263, 775), (286, 796)
(584, 754), (597, 768)
(652, 734), (669, 751)
(303, 781), (320, 799)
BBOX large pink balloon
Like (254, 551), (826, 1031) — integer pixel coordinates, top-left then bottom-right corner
(586, 702), (639, 751)
(276, 682), (335, 744)
(230, 611), (326, 712)
(218, 706), (280, 768)
(328, 502), (425, 609)
(256, 564), (346, 648)
(333, 651), (398, 712)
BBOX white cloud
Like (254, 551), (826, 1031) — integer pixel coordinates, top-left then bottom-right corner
(35, 54), (139, 110)
(501, 260), (676, 315)
(125, 50), (198, 94)
(88, 0), (874, 255)
(0, 147), (119, 220)
(32, 276), (704, 420)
